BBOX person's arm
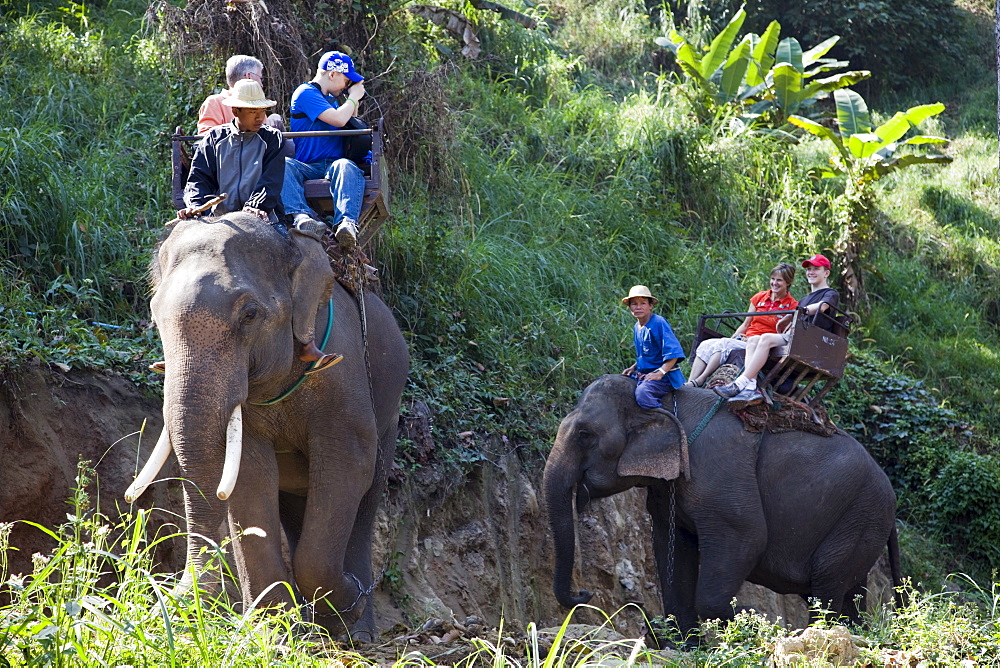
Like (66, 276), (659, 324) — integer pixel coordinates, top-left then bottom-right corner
(245, 128), (285, 217)
(316, 81), (366, 128)
(180, 135), (220, 217)
(197, 95), (229, 135)
(645, 358), (680, 380)
(732, 301), (758, 339)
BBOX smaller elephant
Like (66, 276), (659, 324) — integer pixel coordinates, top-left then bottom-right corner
(543, 374), (901, 635)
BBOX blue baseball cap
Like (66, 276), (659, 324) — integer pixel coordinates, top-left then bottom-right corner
(318, 51), (364, 82)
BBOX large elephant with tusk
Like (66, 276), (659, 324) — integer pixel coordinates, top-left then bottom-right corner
(127, 212), (408, 640)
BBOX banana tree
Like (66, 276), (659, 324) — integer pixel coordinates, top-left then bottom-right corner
(788, 89), (952, 311)
(655, 7), (749, 116)
(746, 35), (870, 126)
(656, 12), (869, 127)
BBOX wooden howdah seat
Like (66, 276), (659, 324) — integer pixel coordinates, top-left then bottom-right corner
(170, 119), (390, 248)
(690, 305), (853, 405)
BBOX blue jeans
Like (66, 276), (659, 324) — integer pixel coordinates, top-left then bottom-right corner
(634, 377), (674, 410)
(281, 158), (365, 226)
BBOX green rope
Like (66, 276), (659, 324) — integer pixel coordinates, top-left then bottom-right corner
(687, 396), (724, 445)
(251, 299), (335, 407)
(687, 364), (747, 445)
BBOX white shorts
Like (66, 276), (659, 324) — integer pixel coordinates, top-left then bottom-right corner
(695, 336), (748, 362)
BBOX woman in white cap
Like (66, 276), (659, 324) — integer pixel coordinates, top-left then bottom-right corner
(714, 254), (839, 408)
(620, 285), (687, 410)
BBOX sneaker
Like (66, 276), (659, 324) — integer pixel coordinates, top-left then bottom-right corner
(727, 388), (764, 409)
(335, 220), (359, 251)
(713, 382), (741, 398)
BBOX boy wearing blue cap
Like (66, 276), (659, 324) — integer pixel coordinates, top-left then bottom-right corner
(281, 50), (368, 250)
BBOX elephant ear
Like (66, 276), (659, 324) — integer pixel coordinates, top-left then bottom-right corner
(289, 224), (335, 345)
(618, 418), (685, 481)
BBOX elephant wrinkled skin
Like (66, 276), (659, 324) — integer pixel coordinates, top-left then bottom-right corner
(543, 374), (900, 635)
(144, 212), (408, 640)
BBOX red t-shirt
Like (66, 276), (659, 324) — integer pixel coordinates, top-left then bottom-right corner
(744, 290), (798, 338)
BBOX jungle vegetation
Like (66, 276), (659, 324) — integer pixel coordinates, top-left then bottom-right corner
(1, 0), (1000, 661)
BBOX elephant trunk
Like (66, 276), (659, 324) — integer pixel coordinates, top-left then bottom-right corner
(542, 447), (593, 608)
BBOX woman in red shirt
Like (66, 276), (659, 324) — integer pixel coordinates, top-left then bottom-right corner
(686, 263), (798, 387)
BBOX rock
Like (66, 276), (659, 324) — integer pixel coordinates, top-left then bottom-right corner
(772, 625), (860, 666)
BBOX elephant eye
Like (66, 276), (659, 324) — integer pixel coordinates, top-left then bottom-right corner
(240, 303), (262, 325)
(576, 430), (596, 449)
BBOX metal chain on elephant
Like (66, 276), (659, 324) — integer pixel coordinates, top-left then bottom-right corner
(307, 567), (387, 621)
(349, 255), (378, 423)
(667, 480), (676, 590)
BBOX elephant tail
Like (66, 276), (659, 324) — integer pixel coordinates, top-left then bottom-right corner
(888, 522), (905, 609)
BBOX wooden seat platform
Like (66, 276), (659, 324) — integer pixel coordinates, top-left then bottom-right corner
(170, 118), (390, 248)
(691, 305), (853, 405)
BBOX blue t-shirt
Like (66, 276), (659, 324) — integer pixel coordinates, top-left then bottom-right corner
(634, 313), (686, 389)
(290, 82), (344, 165)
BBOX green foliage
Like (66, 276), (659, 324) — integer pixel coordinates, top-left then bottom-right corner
(657, 10), (869, 127)
(0, 462), (341, 665)
(736, 0), (960, 93)
(790, 90), (952, 182)
(831, 353), (1000, 572)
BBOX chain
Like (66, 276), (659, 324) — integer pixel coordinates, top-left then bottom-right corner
(351, 251), (378, 428)
(666, 480), (676, 589)
(310, 566), (387, 618)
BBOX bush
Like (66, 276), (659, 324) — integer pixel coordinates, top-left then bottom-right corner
(704, 0), (959, 94)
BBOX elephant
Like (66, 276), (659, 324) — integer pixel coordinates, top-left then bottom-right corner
(126, 212), (408, 640)
(543, 374), (900, 636)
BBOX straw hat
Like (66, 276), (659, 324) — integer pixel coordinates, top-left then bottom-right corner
(621, 285), (658, 305)
(222, 79), (276, 109)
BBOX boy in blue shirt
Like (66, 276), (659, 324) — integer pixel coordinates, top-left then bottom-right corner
(620, 285), (686, 409)
(281, 50), (367, 250)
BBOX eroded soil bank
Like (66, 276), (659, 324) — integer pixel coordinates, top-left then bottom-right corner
(0, 368), (891, 643)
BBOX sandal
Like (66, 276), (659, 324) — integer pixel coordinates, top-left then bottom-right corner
(149, 361), (166, 373)
(304, 352), (343, 375)
(682, 380), (698, 388)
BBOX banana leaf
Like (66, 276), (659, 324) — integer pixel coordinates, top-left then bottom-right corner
(718, 36), (752, 103)
(798, 71), (870, 100)
(746, 20), (780, 86)
(675, 41), (709, 84)
(773, 63), (803, 115)
(902, 135), (949, 145)
(788, 114), (849, 162)
(700, 8), (746, 79)
(775, 37), (803, 71)
(803, 60), (852, 77)
(801, 35), (839, 67)
(847, 132), (883, 160)
(833, 89), (871, 139)
(871, 154), (953, 179)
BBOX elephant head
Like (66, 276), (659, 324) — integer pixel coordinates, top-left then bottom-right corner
(130, 213), (333, 584)
(542, 374), (687, 608)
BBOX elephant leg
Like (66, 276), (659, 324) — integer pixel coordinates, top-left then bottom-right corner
(647, 486), (698, 639)
(295, 430), (377, 635)
(342, 423), (396, 642)
(693, 520), (766, 623)
(808, 522), (882, 622)
(225, 440), (292, 612)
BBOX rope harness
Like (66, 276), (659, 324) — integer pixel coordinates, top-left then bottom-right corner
(251, 299), (335, 406)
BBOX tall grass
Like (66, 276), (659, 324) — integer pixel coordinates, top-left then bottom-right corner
(7, 477), (1000, 667)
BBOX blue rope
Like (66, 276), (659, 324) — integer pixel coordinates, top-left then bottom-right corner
(251, 299), (335, 407)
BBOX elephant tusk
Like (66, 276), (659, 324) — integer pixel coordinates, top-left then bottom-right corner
(124, 426), (172, 503)
(217, 404), (243, 500)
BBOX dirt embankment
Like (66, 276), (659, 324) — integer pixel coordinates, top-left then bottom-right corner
(0, 368), (891, 639)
